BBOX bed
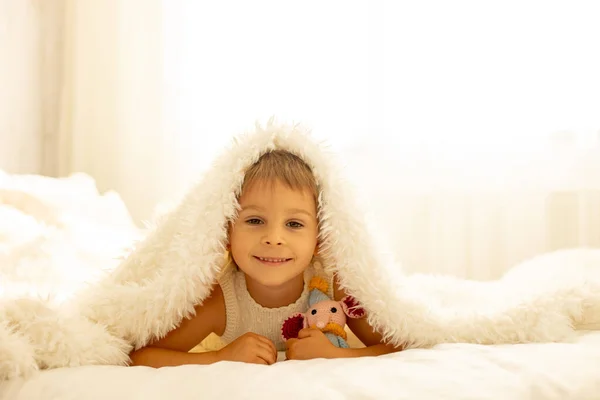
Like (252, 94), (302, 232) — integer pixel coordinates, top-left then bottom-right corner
(1, 170), (599, 400)
(1, 332), (599, 399)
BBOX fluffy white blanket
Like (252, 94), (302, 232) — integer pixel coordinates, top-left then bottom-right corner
(0, 171), (140, 379)
(1, 121), (599, 381)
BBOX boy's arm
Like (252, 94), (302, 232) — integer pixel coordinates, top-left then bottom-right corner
(128, 284), (226, 367)
(129, 346), (221, 367)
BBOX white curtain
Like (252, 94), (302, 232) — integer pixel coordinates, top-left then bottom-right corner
(54, 0), (174, 223)
(1, 1), (39, 174)
(0, 0), (65, 174)
(3, 0), (600, 279)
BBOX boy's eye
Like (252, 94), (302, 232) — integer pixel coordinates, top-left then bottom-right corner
(287, 221), (304, 228)
(246, 218), (263, 225)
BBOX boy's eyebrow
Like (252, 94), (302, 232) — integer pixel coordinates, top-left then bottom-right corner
(286, 208), (316, 218)
(240, 205), (265, 212)
(240, 205), (315, 217)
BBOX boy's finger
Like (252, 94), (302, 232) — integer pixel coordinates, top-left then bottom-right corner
(297, 328), (317, 339)
(250, 332), (277, 354)
(257, 341), (276, 360)
(254, 355), (269, 365)
(257, 347), (276, 365)
(285, 338), (298, 349)
(257, 335), (277, 354)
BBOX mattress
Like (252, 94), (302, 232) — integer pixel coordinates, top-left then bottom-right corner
(2, 331), (600, 400)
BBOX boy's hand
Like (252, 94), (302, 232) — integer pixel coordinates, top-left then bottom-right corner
(285, 328), (338, 360)
(216, 332), (277, 365)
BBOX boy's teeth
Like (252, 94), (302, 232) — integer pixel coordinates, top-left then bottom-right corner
(258, 257), (287, 262)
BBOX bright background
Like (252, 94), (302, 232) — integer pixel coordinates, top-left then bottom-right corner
(1, 0), (599, 279)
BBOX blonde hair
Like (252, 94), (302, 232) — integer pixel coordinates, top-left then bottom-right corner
(242, 149), (318, 199)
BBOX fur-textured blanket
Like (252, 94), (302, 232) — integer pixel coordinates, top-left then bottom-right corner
(1, 120), (600, 380)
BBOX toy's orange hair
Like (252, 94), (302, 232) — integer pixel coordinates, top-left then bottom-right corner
(309, 276), (329, 294)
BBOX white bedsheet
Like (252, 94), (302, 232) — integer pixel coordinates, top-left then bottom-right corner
(2, 331), (600, 400)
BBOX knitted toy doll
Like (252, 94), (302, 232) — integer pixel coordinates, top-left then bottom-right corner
(281, 276), (366, 348)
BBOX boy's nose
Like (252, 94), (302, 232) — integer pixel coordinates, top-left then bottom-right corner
(263, 228), (284, 245)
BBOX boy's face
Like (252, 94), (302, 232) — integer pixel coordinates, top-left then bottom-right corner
(230, 179), (318, 290)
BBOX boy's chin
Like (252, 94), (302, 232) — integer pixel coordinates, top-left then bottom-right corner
(247, 270), (305, 289)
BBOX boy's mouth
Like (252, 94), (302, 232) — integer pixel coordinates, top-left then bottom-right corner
(254, 256), (292, 265)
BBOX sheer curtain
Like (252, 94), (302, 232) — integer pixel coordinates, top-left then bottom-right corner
(1, 1), (42, 174)
(44, 1), (600, 278)
(56, 0), (175, 222)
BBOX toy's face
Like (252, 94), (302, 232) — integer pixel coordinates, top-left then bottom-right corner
(281, 295), (365, 341)
(305, 299), (347, 329)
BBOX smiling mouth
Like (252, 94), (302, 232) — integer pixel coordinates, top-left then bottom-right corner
(254, 256), (292, 265)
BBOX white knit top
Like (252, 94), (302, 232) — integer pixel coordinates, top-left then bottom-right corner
(218, 263), (331, 352)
